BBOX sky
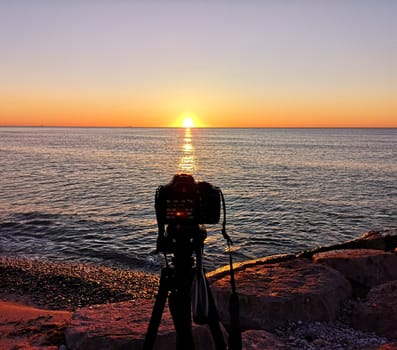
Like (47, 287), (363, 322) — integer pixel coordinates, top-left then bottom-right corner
(0, 1), (396, 128)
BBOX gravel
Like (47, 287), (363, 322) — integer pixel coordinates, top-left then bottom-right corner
(274, 300), (389, 350)
(0, 256), (159, 311)
(274, 320), (388, 349)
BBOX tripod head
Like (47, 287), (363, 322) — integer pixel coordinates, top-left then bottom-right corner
(157, 223), (206, 252)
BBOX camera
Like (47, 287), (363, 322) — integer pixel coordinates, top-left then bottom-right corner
(155, 174), (221, 227)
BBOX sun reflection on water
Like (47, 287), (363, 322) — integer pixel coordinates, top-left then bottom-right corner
(178, 128), (195, 174)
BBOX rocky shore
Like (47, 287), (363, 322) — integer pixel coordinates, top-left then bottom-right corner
(1, 228), (397, 349)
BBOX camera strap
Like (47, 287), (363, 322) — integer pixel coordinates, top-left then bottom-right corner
(219, 190), (236, 292)
(220, 190), (242, 350)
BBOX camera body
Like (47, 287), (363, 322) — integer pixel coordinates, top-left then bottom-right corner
(155, 174), (221, 227)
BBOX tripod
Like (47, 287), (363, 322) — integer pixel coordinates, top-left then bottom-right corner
(143, 225), (226, 350)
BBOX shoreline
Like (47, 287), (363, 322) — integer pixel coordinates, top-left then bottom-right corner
(2, 229), (396, 349)
(0, 255), (159, 311)
(2, 229), (396, 311)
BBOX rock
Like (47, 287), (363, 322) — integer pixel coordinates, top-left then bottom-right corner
(210, 258), (352, 330)
(352, 280), (397, 340)
(65, 300), (167, 349)
(296, 229), (397, 259)
(207, 254), (296, 282)
(65, 299), (227, 350)
(358, 231), (388, 250)
(0, 301), (72, 350)
(360, 229), (397, 252)
(242, 329), (286, 349)
(313, 249), (397, 296)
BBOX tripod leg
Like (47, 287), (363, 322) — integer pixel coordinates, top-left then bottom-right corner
(205, 278), (227, 350)
(169, 286), (195, 350)
(143, 268), (171, 350)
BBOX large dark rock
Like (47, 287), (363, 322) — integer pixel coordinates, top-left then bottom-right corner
(65, 299), (227, 350)
(313, 249), (397, 296)
(210, 258), (352, 330)
(297, 229), (397, 259)
(0, 301), (72, 350)
(352, 281), (397, 340)
(66, 300), (172, 349)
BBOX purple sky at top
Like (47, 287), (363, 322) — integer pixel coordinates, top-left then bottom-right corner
(0, 1), (396, 126)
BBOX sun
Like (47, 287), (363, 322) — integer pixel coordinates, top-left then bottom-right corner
(182, 117), (194, 128)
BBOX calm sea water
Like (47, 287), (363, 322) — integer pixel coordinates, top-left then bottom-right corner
(0, 127), (396, 272)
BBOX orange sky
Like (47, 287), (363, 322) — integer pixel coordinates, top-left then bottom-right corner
(1, 2), (396, 128)
(1, 87), (395, 128)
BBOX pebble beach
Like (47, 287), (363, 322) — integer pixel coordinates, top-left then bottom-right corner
(0, 256), (159, 311)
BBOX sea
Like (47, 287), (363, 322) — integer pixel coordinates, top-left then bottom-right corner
(0, 127), (396, 272)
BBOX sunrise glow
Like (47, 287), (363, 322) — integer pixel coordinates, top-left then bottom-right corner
(0, 2), (396, 128)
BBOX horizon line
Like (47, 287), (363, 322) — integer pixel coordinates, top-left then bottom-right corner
(0, 125), (396, 129)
